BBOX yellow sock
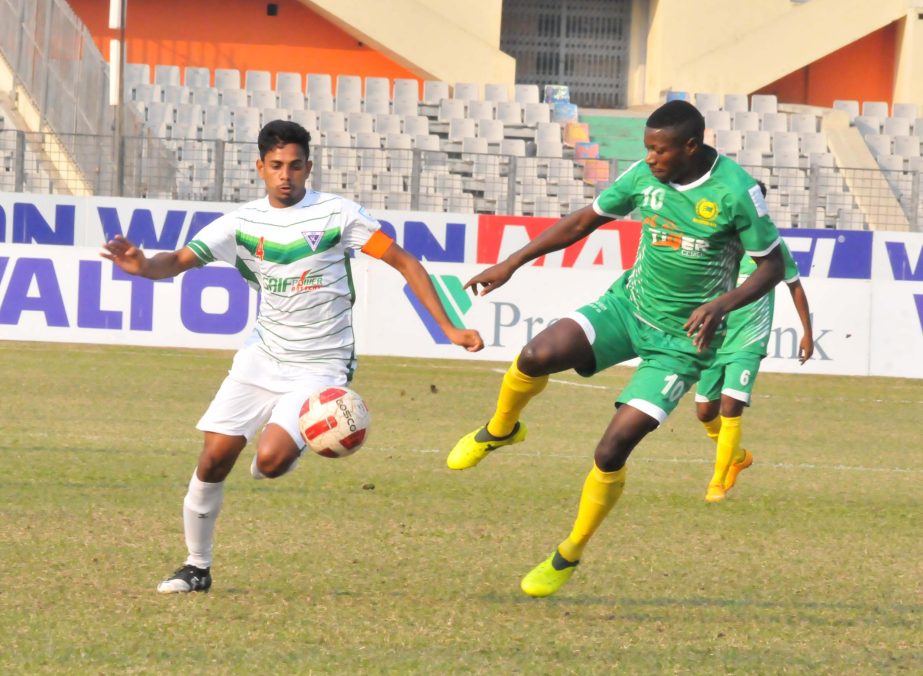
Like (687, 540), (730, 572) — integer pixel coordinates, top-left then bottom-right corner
(557, 464), (626, 563)
(702, 416), (721, 444)
(710, 415), (742, 486)
(486, 357), (548, 437)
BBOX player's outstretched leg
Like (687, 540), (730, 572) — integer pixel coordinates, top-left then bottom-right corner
(706, 415), (742, 502)
(521, 463), (627, 597)
(520, 551), (579, 597)
(447, 421), (527, 470)
(158, 466), (225, 593)
(447, 357), (545, 470)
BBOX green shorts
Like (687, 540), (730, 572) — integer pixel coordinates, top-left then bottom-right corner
(695, 351), (763, 405)
(571, 287), (714, 425)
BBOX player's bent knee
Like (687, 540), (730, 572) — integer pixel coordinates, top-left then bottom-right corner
(197, 452), (238, 482)
(594, 434), (636, 472)
(255, 450), (298, 478)
(695, 404), (718, 422)
(517, 343), (555, 376)
(594, 445), (629, 473)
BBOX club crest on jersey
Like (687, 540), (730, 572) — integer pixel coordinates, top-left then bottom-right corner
(302, 231), (325, 251)
(255, 236), (266, 260)
(693, 199), (719, 226)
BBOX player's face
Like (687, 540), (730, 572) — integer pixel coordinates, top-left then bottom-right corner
(257, 143), (312, 207)
(643, 127), (696, 184)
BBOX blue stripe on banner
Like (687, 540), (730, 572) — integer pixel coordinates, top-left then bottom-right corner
(402, 284), (450, 344)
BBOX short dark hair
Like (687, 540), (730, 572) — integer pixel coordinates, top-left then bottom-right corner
(257, 120), (311, 160)
(646, 100), (705, 145)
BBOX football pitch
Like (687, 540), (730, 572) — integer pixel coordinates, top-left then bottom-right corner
(1, 341), (920, 673)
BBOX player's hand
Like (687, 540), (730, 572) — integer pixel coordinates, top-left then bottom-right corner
(100, 235), (147, 276)
(464, 261), (514, 296)
(798, 333), (814, 364)
(684, 299), (728, 352)
(446, 327), (485, 352)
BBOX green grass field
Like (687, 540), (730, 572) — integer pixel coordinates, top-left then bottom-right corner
(1, 341), (921, 674)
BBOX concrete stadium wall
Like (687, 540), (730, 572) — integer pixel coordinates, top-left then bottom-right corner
(68, 0), (512, 92)
(641, 0), (920, 107)
(68, 0), (421, 89)
(301, 0), (514, 86)
(1, 192), (921, 379)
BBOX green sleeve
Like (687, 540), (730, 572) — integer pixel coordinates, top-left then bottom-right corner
(592, 160), (642, 217)
(779, 240), (800, 282)
(734, 183), (780, 256)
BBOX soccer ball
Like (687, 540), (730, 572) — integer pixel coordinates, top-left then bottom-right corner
(298, 387), (370, 458)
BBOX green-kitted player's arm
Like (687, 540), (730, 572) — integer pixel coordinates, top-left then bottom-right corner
(465, 206), (612, 296)
(777, 239), (813, 364)
(465, 162), (642, 297)
(787, 280), (813, 364)
(684, 245), (785, 351)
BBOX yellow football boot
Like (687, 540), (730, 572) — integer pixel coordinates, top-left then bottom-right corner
(705, 481), (726, 503)
(724, 450), (753, 492)
(446, 421), (526, 470)
(520, 551), (578, 598)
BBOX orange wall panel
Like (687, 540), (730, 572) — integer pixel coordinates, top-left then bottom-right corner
(68, 0), (421, 93)
(755, 22), (898, 107)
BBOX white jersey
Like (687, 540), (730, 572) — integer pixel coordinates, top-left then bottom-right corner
(187, 191), (381, 383)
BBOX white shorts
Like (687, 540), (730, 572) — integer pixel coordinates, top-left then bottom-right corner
(196, 346), (348, 446)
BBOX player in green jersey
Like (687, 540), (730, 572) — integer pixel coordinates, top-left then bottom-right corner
(447, 100), (785, 597)
(696, 183), (814, 503)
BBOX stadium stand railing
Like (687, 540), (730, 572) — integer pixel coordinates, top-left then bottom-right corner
(0, 0), (174, 197)
(0, 7), (921, 231)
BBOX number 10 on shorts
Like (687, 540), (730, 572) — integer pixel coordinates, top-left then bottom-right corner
(661, 374), (687, 402)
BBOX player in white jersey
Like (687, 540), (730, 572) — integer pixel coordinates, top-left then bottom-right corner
(102, 120), (484, 594)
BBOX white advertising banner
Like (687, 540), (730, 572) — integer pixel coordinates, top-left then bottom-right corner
(0, 243), (259, 350)
(1, 191), (922, 379)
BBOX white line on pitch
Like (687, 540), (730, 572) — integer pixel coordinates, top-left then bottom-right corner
(376, 447), (923, 475)
(490, 367), (608, 389)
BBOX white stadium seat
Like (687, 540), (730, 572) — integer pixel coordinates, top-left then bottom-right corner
(245, 70), (272, 92)
(214, 68), (241, 91)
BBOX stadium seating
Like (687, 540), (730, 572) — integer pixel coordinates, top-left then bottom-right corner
(117, 64), (586, 214)
(35, 60), (909, 227)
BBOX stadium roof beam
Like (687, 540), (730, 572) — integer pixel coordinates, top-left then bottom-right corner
(642, 0), (914, 106)
(299, 0), (515, 87)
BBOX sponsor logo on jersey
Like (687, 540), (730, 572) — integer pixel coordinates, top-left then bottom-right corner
(302, 231), (325, 251)
(264, 270), (324, 293)
(404, 274), (472, 344)
(647, 217), (710, 257)
(693, 198), (719, 226)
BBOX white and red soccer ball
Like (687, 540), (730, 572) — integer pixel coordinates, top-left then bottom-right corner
(298, 387), (370, 458)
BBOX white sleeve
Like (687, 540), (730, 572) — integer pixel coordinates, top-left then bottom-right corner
(186, 212), (238, 266)
(339, 199), (382, 251)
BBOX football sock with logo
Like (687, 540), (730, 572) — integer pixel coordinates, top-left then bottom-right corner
(182, 470), (225, 569)
(710, 415), (743, 486)
(702, 415), (722, 443)
(486, 357), (548, 438)
(557, 464), (627, 563)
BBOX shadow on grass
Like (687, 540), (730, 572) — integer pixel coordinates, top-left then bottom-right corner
(478, 591), (922, 623)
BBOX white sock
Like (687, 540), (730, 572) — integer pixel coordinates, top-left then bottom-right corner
(250, 455), (266, 480)
(182, 470), (224, 569)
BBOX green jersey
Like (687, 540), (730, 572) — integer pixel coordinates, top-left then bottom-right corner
(594, 153), (780, 338)
(719, 240), (800, 356)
